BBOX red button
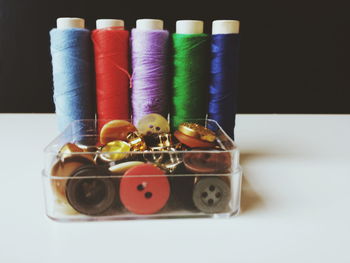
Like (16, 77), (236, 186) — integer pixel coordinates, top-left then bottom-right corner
(120, 164), (170, 215)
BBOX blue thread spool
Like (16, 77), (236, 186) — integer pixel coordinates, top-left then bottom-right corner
(50, 18), (96, 142)
(209, 20), (240, 139)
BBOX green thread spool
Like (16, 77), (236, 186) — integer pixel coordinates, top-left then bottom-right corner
(171, 32), (209, 128)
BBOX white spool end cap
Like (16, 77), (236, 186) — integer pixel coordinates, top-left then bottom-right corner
(136, 19), (164, 30)
(96, 19), (124, 29)
(212, 20), (240, 34)
(176, 20), (203, 34)
(57, 17), (85, 29)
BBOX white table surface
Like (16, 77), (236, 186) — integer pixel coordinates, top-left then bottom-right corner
(1, 114), (350, 263)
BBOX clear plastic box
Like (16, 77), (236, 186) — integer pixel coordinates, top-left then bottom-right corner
(42, 119), (242, 221)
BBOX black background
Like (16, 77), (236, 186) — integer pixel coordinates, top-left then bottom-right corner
(0, 0), (349, 113)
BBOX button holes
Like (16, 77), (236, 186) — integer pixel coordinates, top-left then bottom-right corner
(137, 184), (144, 191)
(215, 192), (221, 198)
(209, 185), (215, 192)
(149, 125), (154, 128)
(145, 192), (152, 199)
(156, 126), (161, 131)
(201, 192), (208, 198)
(208, 199), (214, 206)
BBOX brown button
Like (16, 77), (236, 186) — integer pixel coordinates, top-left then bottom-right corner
(174, 130), (216, 148)
(183, 149), (231, 174)
(75, 142), (101, 153)
(66, 165), (118, 215)
(58, 143), (95, 163)
(51, 157), (93, 203)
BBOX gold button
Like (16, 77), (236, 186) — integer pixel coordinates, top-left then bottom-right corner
(99, 140), (131, 162)
(178, 123), (216, 142)
(136, 113), (170, 136)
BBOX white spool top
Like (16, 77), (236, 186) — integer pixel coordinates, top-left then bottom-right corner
(57, 17), (85, 29)
(96, 19), (124, 29)
(176, 20), (203, 34)
(136, 19), (164, 30)
(212, 20), (240, 34)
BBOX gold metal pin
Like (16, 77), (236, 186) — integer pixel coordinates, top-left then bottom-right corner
(126, 132), (147, 151)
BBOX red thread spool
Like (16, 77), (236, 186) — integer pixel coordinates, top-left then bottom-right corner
(92, 23), (130, 131)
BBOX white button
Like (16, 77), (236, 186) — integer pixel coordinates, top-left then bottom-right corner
(136, 114), (170, 135)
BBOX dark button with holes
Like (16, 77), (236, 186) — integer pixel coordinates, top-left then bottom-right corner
(66, 165), (117, 215)
(51, 156), (93, 204)
(192, 177), (231, 213)
(119, 163), (170, 215)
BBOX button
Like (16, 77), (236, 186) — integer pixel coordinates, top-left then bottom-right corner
(58, 143), (95, 163)
(75, 142), (101, 154)
(109, 161), (144, 174)
(136, 113), (170, 136)
(183, 149), (231, 174)
(73, 131), (100, 151)
(192, 177), (231, 213)
(174, 130), (216, 148)
(66, 165), (118, 215)
(51, 157), (93, 204)
(99, 140), (131, 162)
(59, 143), (82, 157)
(100, 120), (136, 144)
(119, 164), (170, 214)
(178, 123), (216, 142)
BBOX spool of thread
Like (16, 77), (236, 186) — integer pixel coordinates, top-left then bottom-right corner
(50, 18), (95, 137)
(171, 20), (209, 128)
(130, 19), (170, 125)
(209, 20), (240, 139)
(92, 19), (131, 131)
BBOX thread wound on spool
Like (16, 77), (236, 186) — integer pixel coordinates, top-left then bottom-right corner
(171, 33), (210, 128)
(92, 28), (130, 130)
(50, 28), (95, 136)
(131, 29), (169, 125)
(209, 34), (240, 139)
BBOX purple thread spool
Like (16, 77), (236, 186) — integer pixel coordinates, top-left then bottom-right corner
(130, 19), (169, 125)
